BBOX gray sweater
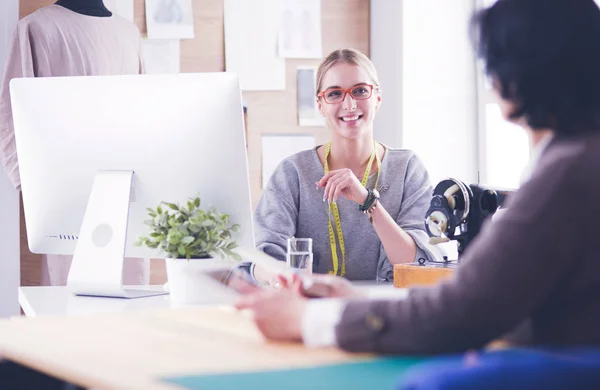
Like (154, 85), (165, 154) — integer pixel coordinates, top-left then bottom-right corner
(254, 147), (441, 281)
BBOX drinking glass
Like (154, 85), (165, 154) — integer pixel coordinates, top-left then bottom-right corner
(286, 237), (313, 275)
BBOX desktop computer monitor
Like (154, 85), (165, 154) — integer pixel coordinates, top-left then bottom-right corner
(10, 73), (254, 297)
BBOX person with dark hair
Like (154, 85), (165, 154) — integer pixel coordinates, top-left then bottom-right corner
(474, 0), (600, 138)
(236, 0), (600, 356)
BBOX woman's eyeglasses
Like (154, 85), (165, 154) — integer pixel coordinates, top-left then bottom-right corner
(317, 84), (375, 104)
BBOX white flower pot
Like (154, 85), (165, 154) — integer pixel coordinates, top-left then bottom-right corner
(165, 257), (234, 305)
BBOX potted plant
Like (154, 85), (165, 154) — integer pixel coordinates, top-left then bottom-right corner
(137, 196), (241, 304)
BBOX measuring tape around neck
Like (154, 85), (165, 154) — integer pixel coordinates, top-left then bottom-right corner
(323, 141), (381, 276)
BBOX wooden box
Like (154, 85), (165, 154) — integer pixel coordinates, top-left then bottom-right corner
(393, 263), (456, 288)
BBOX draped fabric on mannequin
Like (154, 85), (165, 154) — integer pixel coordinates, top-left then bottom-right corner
(0, 4), (149, 286)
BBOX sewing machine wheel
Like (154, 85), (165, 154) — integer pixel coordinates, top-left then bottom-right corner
(425, 178), (472, 240)
(439, 179), (471, 222)
(426, 210), (448, 237)
(478, 188), (499, 215)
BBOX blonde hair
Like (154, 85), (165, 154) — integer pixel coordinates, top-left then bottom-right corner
(315, 48), (380, 95)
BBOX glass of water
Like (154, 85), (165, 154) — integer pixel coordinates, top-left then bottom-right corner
(286, 237), (313, 275)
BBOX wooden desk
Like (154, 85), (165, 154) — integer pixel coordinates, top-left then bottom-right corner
(0, 306), (369, 389)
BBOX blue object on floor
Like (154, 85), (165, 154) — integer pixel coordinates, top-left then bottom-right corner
(396, 347), (600, 390)
(161, 357), (424, 390)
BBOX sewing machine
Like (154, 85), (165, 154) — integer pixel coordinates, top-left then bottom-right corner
(393, 178), (512, 288)
(424, 178), (511, 258)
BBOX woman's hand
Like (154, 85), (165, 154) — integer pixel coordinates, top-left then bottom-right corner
(317, 169), (368, 204)
(235, 288), (306, 342)
(278, 273), (367, 299)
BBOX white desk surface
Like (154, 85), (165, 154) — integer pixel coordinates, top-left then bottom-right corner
(19, 285), (173, 317)
(19, 282), (406, 318)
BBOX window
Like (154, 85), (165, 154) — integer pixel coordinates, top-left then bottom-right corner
(476, 0), (530, 189)
(481, 103), (529, 189)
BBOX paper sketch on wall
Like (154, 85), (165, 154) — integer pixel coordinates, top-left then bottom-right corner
(262, 135), (316, 189)
(278, 0), (322, 58)
(224, 0), (286, 91)
(103, 0), (134, 22)
(297, 67), (325, 127)
(140, 39), (180, 74)
(145, 0), (195, 40)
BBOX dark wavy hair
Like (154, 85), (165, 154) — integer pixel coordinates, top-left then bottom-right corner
(471, 0), (600, 136)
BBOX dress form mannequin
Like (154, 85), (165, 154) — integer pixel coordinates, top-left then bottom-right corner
(55, 0), (112, 17)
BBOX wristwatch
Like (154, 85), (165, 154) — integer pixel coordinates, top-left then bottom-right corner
(359, 188), (380, 214)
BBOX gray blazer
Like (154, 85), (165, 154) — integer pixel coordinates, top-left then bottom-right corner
(335, 133), (600, 354)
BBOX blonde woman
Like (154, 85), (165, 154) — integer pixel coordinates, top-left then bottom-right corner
(253, 48), (440, 282)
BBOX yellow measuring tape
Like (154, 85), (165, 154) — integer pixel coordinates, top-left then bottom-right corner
(324, 141), (381, 276)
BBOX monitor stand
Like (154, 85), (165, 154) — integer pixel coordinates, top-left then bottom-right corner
(67, 170), (169, 299)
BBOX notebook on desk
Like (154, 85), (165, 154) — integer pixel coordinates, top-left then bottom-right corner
(161, 348), (600, 390)
(160, 357), (425, 390)
(73, 287), (169, 299)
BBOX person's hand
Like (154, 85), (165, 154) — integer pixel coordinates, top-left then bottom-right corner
(278, 273), (367, 299)
(235, 288), (307, 342)
(317, 169), (368, 204)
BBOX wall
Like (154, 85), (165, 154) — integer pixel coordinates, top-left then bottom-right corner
(0, 0), (20, 317)
(369, 0), (479, 186)
(401, 0), (479, 186)
(19, 0), (369, 207)
(17, 0), (370, 285)
(370, 0), (403, 149)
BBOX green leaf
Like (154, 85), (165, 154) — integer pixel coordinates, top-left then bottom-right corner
(201, 220), (215, 227)
(152, 234), (166, 242)
(180, 236), (194, 245)
(168, 218), (177, 228)
(177, 244), (186, 256)
(158, 214), (168, 225)
(167, 229), (183, 245)
(194, 197), (200, 207)
(188, 224), (201, 233)
(166, 202), (179, 211)
(189, 239), (203, 248)
(157, 206), (163, 214)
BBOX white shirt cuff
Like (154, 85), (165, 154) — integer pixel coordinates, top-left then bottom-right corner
(365, 287), (409, 300)
(301, 298), (345, 347)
